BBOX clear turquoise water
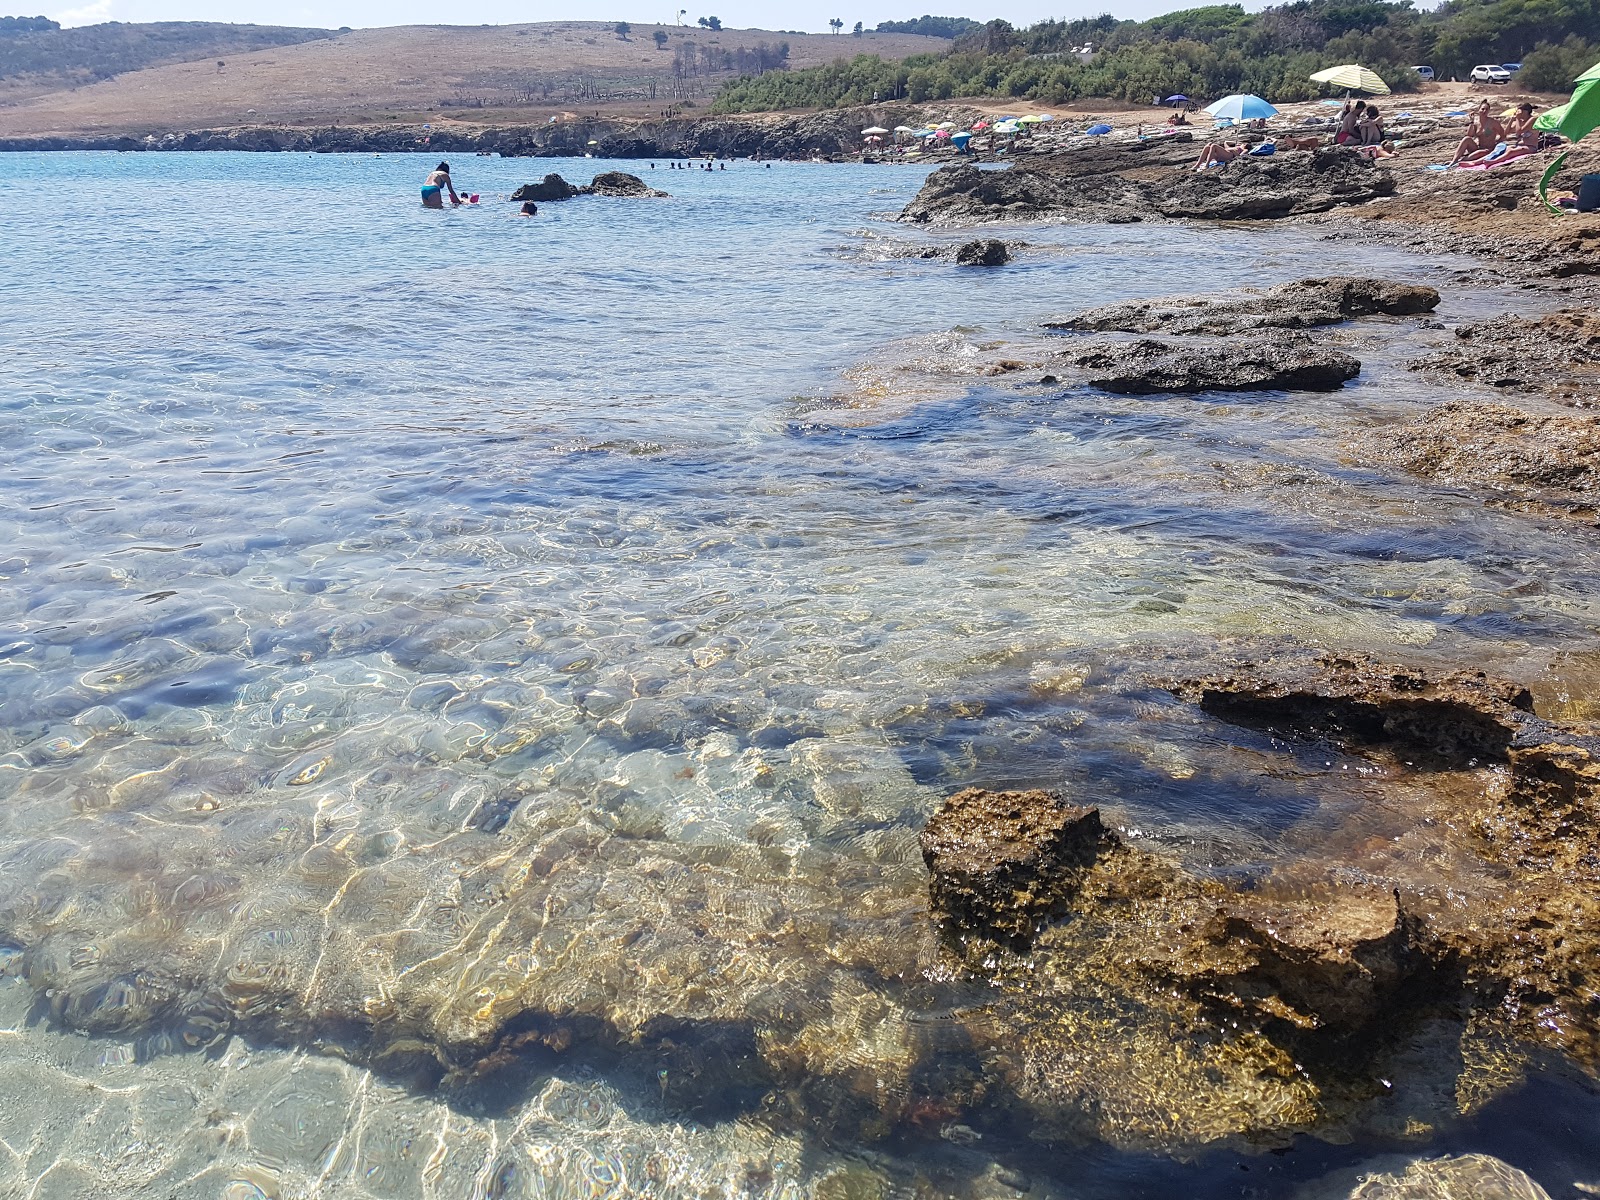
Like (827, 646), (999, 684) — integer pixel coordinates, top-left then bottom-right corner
(2, 151), (1599, 1198)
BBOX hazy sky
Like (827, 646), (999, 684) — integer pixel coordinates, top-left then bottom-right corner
(41, 0), (1190, 34)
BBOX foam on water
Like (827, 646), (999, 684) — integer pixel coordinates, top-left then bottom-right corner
(2, 151), (1599, 1195)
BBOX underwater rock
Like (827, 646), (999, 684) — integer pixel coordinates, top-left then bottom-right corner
(1335, 1153), (1554, 1200)
(1361, 401), (1600, 519)
(1405, 309), (1600, 402)
(510, 173), (580, 202)
(920, 788), (1108, 945)
(1049, 276), (1439, 335)
(954, 239), (1011, 267)
(1159, 650), (1533, 766)
(1062, 336), (1361, 394)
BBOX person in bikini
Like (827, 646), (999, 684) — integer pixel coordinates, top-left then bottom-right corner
(421, 162), (461, 209)
(1194, 140), (1247, 169)
(1452, 101), (1504, 163)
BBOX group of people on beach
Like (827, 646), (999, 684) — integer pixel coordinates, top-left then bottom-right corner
(1451, 99), (1544, 164)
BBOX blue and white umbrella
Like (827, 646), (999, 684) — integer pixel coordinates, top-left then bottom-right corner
(1086, 123), (1113, 135)
(1203, 94), (1278, 121)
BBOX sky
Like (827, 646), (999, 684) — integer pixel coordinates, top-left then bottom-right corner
(37, 0), (1191, 34)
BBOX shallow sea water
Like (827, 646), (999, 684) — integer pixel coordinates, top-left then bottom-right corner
(3, 151), (1600, 1198)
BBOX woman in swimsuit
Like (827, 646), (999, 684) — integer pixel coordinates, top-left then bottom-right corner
(1194, 140), (1247, 169)
(1452, 101), (1504, 163)
(421, 161), (461, 209)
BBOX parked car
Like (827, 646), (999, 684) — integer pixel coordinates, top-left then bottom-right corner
(1501, 62), (1522, 74)
(1413, 65), (1435, 80)
(1471, 63), (1512, 83)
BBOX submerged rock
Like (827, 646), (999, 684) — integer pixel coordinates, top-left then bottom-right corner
(954, 239), (1012, 267)
(1050, 276), (1439, 335)
(1405, 308), (1600, 401)
(1335, 1153), (1554, 1200)
(1159, 650), (1533, 765)
(920, 788), (1107, 945)
(1062, 336), (1361, 394)
(1360, 401), (1600, 518)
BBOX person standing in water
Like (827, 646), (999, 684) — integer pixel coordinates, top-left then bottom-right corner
(421, 161), (460, 208)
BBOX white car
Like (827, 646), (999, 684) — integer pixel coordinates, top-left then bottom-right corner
(1413, 65), (1434, 80)
(1471, 64), (1511, 83)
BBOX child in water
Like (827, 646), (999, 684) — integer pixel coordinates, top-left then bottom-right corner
(519, 202), (538, 216)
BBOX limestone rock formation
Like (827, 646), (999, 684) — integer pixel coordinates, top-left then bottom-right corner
(1062, 336), (1361, 394)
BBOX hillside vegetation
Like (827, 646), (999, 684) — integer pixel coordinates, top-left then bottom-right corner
(0, 19), (334, 102)
(713, 0), (1600, 112)
(0, 20), (945, 137)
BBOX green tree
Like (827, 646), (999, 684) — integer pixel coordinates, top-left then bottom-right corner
(614, 21), (631, 39)
(831, 18), (845, 33)
(654, 29), (670, 48)
(854, 21), (864, 35)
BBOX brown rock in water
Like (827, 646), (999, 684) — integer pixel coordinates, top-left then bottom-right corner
(1063, 336), (1360, 394)
(1048, 275), (1438, 335)
(1160, 650), (1532, 766)
(510, 173), (580, 202)
(1360, 400), (1600, 519)
(585, 171), (668, 198)
(1405, 308), (1600, 401)
(954, 238), (1011, 267)
(920, 787), (1109, 944)
(1173, 889), (1435, 1035)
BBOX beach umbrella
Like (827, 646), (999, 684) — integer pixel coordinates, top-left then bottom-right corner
(1037, 113), (1055, 121)
(1576, 59), (1600, 83)
(861, 126), (888, 135)
(1204, 94), (1279, 121)
(893, 125), (915, 133)
(1017, 114), (1044, 124)
(951, 131), (972, 143)
(1309, 64), (1390, 95)
(1533, 100), (1570, 132)
(1165, 94), (1189, 104)
(1549, 76), (1600, 142)
(935, 129), (952, 139)
(1086, 123), (1113, 135)
(937, 121), (959, 129)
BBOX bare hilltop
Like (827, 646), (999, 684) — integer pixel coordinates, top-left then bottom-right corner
(0, 19), (945, 138)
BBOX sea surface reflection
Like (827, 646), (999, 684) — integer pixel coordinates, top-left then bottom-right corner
(1, 151), (1598, 1198)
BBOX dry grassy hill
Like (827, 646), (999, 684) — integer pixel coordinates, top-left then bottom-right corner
(0, 21), (946, 137)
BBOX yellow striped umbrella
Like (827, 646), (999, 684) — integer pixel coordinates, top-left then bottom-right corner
(1310, 64), (1391, 95)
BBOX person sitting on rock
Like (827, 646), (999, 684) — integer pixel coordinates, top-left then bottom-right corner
(1358, 105), (1385, 145)
(421, 161), (460, 209)
(1194, 140), (1247, 169)
(1167, 109), (1189, 126)
(1452, 101), (1504, 163)
(1336, 100), (1362, 144)
(1506, 102), (1540, 149)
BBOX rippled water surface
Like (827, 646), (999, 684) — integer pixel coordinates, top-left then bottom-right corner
(3, 151), (1600, 1198)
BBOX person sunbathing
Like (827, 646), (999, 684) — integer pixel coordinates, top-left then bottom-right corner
(1194, 141), (1247, 169)
(1506, 102), (1539, 149)
(1452, 100), (1505, 163)
(1355, 139), (1397, 160)
(1278, 134), (1322, 150)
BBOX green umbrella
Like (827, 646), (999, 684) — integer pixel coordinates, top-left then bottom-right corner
(1576, 58), (1600, 83)
(1551, 76), (1600, 143)
(1533, 101), (1568, 131)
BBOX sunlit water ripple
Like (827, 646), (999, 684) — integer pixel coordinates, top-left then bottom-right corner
(2, 151), (1599, 1199)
